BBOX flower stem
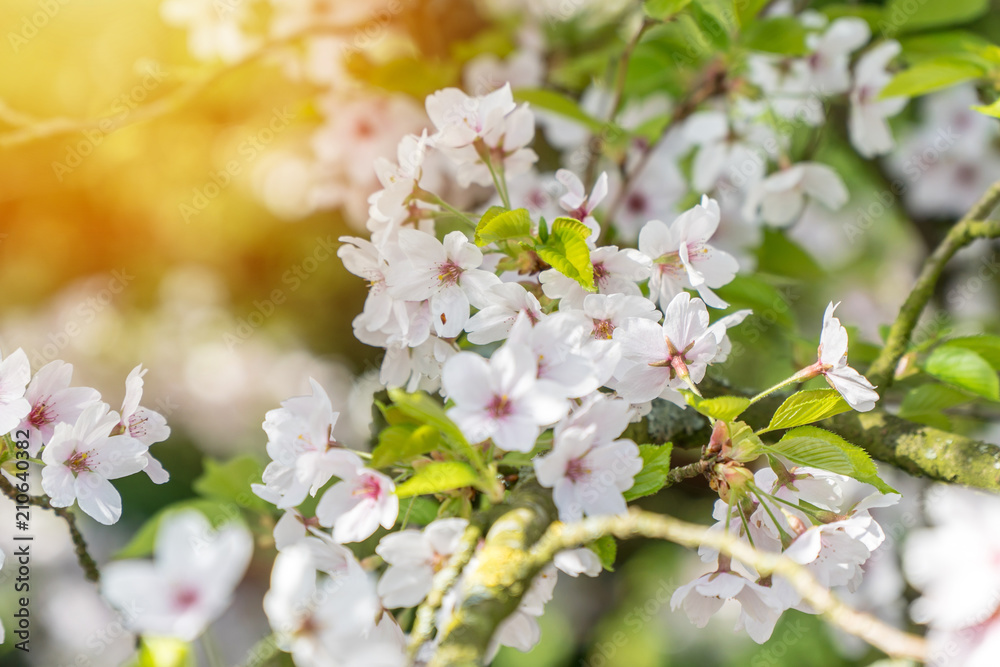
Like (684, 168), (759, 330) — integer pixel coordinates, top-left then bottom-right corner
(748, 367), (817, 405)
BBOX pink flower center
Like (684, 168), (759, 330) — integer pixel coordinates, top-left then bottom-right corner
(592, 318), (615, 340)
(353, 474), (384, 501)
(28, 400), (54, 429)
(66, 450), (93, 474)
(625, 191), (647, 215)
(593, 262), (609, 286)
(172, 586), (201, 612)
(565, 457), (589, 483)
(487, 394), (513, 419)
(437, 260), (464, 286)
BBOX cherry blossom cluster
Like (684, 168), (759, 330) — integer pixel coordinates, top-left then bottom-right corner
(233, 78), (894, 663)
(0, 350), (170, 525)
(674, 464), (898, 642)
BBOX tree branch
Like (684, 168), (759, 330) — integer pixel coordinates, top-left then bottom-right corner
(828, 410), (1000, 492)
(529, 510), (927, 662)
(408, 523), (483, 660)
(867, 197), (1000, 389)
(0, 472), (101, 582)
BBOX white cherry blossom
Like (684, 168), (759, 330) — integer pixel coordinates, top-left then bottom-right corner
(743, 163), (849, 227)
(40, 403), (148, 525)
(386, 229), (501, 338)
(376, 518), (469, 608)
(442, 343), (567, 452)
(849, 41), (908, 158)
(17, 360), (100, 457)
(639, 196), (740, 309)
(101, 510), (253, 640)
(0, 348), (31, 436)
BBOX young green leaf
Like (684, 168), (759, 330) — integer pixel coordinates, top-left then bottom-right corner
(922, 346), (1000, 401)
(623, 443), (674, 501)
(940, 335), (1000, 369)
(899, 382), (974, 418)
(761, 389), (852, 433)
(741, 17), (808, 55)
(763, 426), (897, 494)
(686, 394), (751, 422)
(589, 534), (617, 571)
(395, 461), (482, 498)
(880, 58), (984, 99)
(535, 217), (596, 290)
(127, 637), (195, 667)
(474, 207), (533, 246)
(397, 496), (441, 527)
(644, 0), (693, 20)
(371, 424), (441, 468)
(883, 0), (989, 35)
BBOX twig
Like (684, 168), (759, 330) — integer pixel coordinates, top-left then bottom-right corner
(0, 473), (101, 582)
(866, 212), (1000, 389)
(583, 16), (656, 189)
(529, 509), (928, 662)
(0, 22), (358, 149)
(605, 59), (725, 222)
(408, 523), (483, 661)
(664, 459), (712, 486)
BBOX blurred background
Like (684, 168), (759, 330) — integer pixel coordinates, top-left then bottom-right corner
(0, 0), (998, 665)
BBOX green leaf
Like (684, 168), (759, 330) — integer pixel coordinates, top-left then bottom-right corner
(590, 535), (617, 571)
(763, 426), (897, 493)
(880, 58), (985, 99)
(691, 0), (736, 49)
(973, 97), (1000, 118)
(685, 395), (751, 422)
(941, 335), (1000, 369)
(922, 346), (1000, 400)
(899, 31), (997, 68)
(624, 443), (674, 501)
(192, 456), (269, 512)
(741, 17), (808, 55)
(714, 275), (795, 329)
(395, 461), (482, 498)
(388, 390), (469, 449)
(883, 0), (989, 35)
(820, 4), (886, 30)
(761, 389), (852, 433)
(126, 637), (195, 667)
(727, 421), (765, 462)
(474, 207), (533, 246)
(736, 0), (771, 24)
(535, 217), (595, 291)
(755, 229), (824, 281)
(644, 0), (693, 20)
(397, 496), (441, 527)
(114, 499), (242, 559)
(371, 424), (441, 468)
(899, 382), (973, 428)
(513, 89), (605, 132)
